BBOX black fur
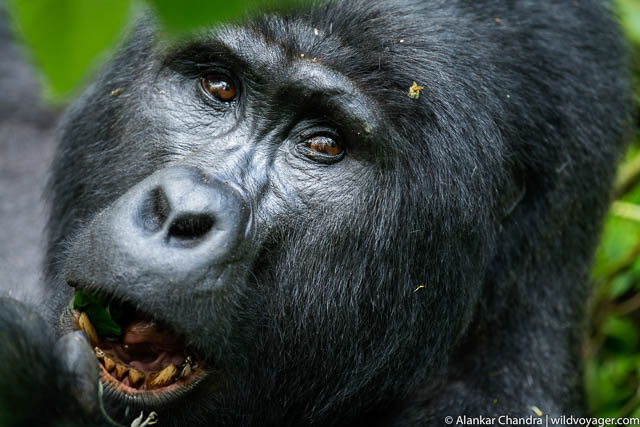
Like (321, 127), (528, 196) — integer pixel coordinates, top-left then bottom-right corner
(0, 0), (632, 426)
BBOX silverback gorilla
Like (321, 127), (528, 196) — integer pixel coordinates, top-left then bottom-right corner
(0, 0), (632, 426)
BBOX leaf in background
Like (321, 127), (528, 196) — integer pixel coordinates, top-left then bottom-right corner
(145, 0), (246, 34)
(618, 0), (640, 45)
(586, 357), (637, 417)
(6, 0), (132, 99)
(603, 316), (640, 354)
(609, 273), (635, 299)
(145, 0), (311, 35)
(593, 215), (640, 279)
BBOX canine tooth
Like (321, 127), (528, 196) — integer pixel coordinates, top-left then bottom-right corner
(78, 312), (98, 345)
(94, 347), (105, 359)
(180, 363), (191, 378)
(149, 363), (178, 388)
(128, 368), (145, 386)
(103, 356), (116, 372)
(115, 363), (129, 380)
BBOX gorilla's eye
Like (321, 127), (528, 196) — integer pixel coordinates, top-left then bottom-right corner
(305, 136), (344, 156)
(296, 135), (345, 164)
(201, 74), (236, 102)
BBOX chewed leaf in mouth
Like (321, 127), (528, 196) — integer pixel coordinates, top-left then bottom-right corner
(72, 291), (204, 395)
(73, 290), (122, 337)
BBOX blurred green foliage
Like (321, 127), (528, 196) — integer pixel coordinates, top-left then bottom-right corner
(149, 0), (245, 33)
(6, 0), (130, 99)
(587, 0), (640, 420)
(5, 0), (303, 101)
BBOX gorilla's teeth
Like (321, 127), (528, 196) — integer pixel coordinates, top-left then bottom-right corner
(128, 368), (145, 386)
(103, 356), (116, 372)
(78, 312), (98, 345)
(179, 363), (191, 378)
(115, 363), (129, 380)
(180, 356), (193, 378)
(149, 363), (178, 388)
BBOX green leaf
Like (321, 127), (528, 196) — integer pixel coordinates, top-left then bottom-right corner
(609, 273), (635, 299)
(586, 357), (637, 415)
(6, 0), (132, 99)
(144, 0), (312, 35)
(603, 316), (640, 353)
(72, 289), (103, 308)
(618, 0), (640, 46)
(84, 304), (122, 336)
(73, 290), (122, 337)
(593, 215), (640, 278)
(145, 0), (246, 34)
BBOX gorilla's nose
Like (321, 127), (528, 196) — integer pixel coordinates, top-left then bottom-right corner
(129, 166), (250, 252)
(77, 166), (252, 284)
(136, 168), (246, 249)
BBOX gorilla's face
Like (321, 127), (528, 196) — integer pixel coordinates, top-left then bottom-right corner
(45, 4), (501, 426)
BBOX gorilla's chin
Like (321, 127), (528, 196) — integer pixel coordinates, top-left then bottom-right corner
(61, 297), (209, 406)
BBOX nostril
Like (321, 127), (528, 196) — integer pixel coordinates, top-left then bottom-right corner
(167, 213), (216, 247)
(137, 186), (171, 233)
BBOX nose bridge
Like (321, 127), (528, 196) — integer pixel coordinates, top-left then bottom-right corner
(183, 122), (271, 189)
(163, 171), (216, 217)
(200, 141), (263, 186)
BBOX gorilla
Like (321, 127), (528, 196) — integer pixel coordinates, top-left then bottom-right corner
(0, 0), (632, 426)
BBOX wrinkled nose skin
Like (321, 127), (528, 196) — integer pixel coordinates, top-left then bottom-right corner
(65, 166), (251, 292)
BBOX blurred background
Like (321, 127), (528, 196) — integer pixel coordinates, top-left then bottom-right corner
(588, 0), (640, 419)
(1, 0), (640, 421)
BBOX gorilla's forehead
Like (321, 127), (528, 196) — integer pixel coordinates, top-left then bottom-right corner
(161, 22), (387, 141)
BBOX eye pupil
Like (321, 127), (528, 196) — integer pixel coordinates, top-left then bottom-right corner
(308, 136), (343, 156)
(202, 75), (236, 102)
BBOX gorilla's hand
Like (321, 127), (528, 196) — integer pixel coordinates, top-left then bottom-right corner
(0, 297), (102, 427)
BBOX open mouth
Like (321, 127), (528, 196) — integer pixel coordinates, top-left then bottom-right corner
(71, 299), (206, 397)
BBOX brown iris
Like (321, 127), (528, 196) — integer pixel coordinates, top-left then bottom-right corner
(201, 74), (236, 102)
(306, 136), (343, 156)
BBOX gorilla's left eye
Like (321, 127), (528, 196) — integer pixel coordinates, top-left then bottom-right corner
(305, 136), (344, 156)
(201, 74), (236, 102)
(295, 135), (344, 163)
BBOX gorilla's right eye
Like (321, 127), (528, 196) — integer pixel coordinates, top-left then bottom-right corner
(201, 74), (236, 102)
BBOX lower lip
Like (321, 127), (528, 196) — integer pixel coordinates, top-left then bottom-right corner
(99, 362), (205, 396)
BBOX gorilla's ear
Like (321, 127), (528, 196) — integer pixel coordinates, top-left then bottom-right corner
(501, 170), (527, 219)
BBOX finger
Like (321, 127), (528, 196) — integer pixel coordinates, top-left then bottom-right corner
(54, 330), (100, 416)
